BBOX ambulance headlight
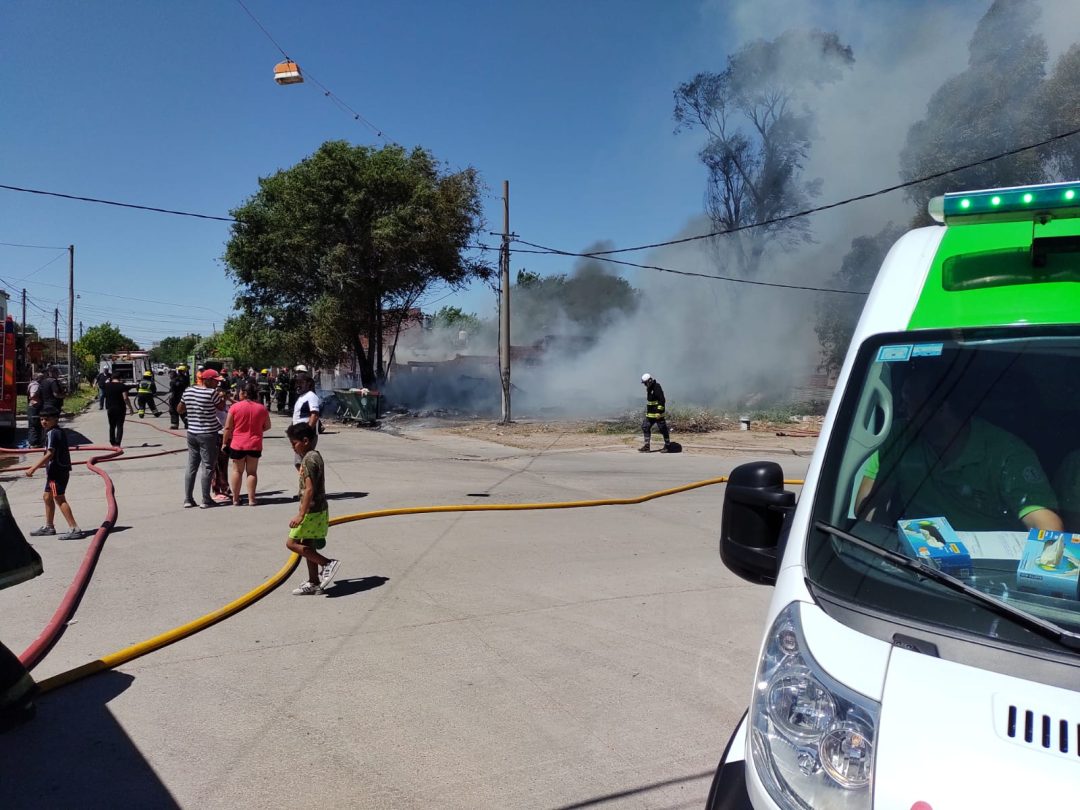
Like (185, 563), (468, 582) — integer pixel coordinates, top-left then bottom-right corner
(749, 603), (879, 809)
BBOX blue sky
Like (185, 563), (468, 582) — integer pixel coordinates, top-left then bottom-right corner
(2, 0), (722, 346)
(0, 0), (1018, 347)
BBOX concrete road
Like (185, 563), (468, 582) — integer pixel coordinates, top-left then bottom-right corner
(0, 407), (812, 809)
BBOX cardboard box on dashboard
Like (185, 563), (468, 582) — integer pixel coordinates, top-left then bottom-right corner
(897, 517), (973, 578)
(1016, 529), (1080, 600)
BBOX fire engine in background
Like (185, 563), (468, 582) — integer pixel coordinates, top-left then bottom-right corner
(0, 291), (16, 446)
(100, 351), (151, 386)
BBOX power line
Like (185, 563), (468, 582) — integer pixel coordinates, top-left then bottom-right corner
(513, 238), (868, 295)
(0, 241), (67, 250)
(8, 250), (68, 283)
(571, 124), (1080, 257)
(5, 276), (229, 315)
(233, 0), (388, 140)
(0, 183), (236, 222)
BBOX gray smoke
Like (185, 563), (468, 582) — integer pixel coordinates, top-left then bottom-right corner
(389, 0), (1080, 418)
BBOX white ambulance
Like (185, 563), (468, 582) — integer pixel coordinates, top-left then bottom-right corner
(709, 182), (1080, 809)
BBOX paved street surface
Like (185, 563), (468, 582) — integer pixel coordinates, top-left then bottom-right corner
(0, 405), (812, 809)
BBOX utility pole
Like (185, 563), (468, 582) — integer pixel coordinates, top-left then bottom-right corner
(53, 308), (59, 364)
(20, 289), (26, 340)
(499, 180), (511, 423)
(79, 321), (84, 340)
(67, 245), (74, 388)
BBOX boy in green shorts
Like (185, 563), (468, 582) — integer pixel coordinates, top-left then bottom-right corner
(285, 422), (339, 595)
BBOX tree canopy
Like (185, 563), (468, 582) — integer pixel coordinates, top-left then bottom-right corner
(431, 306), (481, 334)
(149, 334), (200, 366)
(814, 224), (904, 377)
(900, 0), (1048, 219)
(224, 140), (491, 385)
(674, 29), (854, 276)
(511, 258), (638, 341)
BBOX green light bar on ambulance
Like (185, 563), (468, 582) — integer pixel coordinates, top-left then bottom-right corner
(928, 181), (1080, 225)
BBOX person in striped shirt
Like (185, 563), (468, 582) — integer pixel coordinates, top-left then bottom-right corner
(178, 368), (225, 508)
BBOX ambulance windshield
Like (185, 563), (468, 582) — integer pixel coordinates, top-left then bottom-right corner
(808, 327), (1080, 651)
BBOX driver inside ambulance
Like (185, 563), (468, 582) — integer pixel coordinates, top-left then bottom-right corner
(854, 370), (1063, 533)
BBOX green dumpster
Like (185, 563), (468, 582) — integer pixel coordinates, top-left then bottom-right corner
(354, 389), (381, 423)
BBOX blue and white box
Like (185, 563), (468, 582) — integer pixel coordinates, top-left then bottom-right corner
(897, 517), (973, 578)
(1016, 529), (1080, 600)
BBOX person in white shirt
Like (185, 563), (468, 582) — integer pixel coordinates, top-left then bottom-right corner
(291, 375), (321, 468)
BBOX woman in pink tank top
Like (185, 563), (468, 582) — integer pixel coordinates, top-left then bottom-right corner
(222, 382), (272, 505)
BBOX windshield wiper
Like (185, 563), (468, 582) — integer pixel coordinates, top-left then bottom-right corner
(814, 521), (1080, 652)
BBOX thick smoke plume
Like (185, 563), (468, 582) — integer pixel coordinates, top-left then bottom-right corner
(390, 0), (1080, 418)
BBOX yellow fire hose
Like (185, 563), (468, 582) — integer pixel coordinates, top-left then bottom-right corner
(36, 475), (803, 695)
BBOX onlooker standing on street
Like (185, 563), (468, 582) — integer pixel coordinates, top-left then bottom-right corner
(102, 371), (135, 446)
(285, 422), (339, 595)
(291, 374), (321, 468)
(222, 382), (272, 506)
(178, 368), (224, 509)
(25, 370), (45, 448)
(25, 407), (83, 540)
(40, 365), (66, 416)
(95, 368), (108, 410)
(211, 384), (232, 503)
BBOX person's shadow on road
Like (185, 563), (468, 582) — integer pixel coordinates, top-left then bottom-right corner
(0, 670), (179, 808)
(256, 491), (369, 505)
(324, 575), (388, 598)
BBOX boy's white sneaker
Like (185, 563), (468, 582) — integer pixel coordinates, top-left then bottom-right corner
(59, 527), (83, 541)
(318, 560), (340, 589)
(292, 581), (322, 596)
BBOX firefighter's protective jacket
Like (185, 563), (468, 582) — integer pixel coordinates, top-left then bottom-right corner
(645, 381), (666, 420)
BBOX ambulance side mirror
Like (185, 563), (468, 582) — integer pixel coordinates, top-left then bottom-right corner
(720, 461), (796, 586)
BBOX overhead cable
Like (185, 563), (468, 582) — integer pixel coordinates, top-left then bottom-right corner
(233, 0), (388, 140)
(0, 183), (235, 222)
(574, 124), (1080, 257)
(513, 238), (868, 295)
(0, 241), (68, 250)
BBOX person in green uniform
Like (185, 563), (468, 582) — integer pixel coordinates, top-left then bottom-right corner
(856, 372), (1062, 532)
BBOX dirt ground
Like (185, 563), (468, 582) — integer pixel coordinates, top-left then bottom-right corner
(406, 417), (820, 457)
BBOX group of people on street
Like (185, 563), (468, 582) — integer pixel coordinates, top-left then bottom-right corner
(177, 365), (337, 594)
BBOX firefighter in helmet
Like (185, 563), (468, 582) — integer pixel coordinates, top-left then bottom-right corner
(257, 368), (272, 407)
(168, 367), (188, 429)
(639, 373), (671, 452)
(136, 370), (161, 419)
(274, 368), (290, 413)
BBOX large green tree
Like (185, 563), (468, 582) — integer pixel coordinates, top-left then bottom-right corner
(224, 141), (491, 386)
(149, 334), (200, 365)
(900, 0), (1048, 220)
(512, 258), (639, 341)
(213, 315), (295, 371)
(674, 29), (854, 276)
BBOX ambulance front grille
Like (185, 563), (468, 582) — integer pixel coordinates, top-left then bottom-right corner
(1004, 704), (1079, 756)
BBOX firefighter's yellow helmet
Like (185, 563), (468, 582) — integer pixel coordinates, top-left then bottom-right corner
(143, 370), (153, 378)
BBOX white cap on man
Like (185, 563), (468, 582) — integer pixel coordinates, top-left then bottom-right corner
(641, 373), (653, 383)
(294, 364), (309, 373)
